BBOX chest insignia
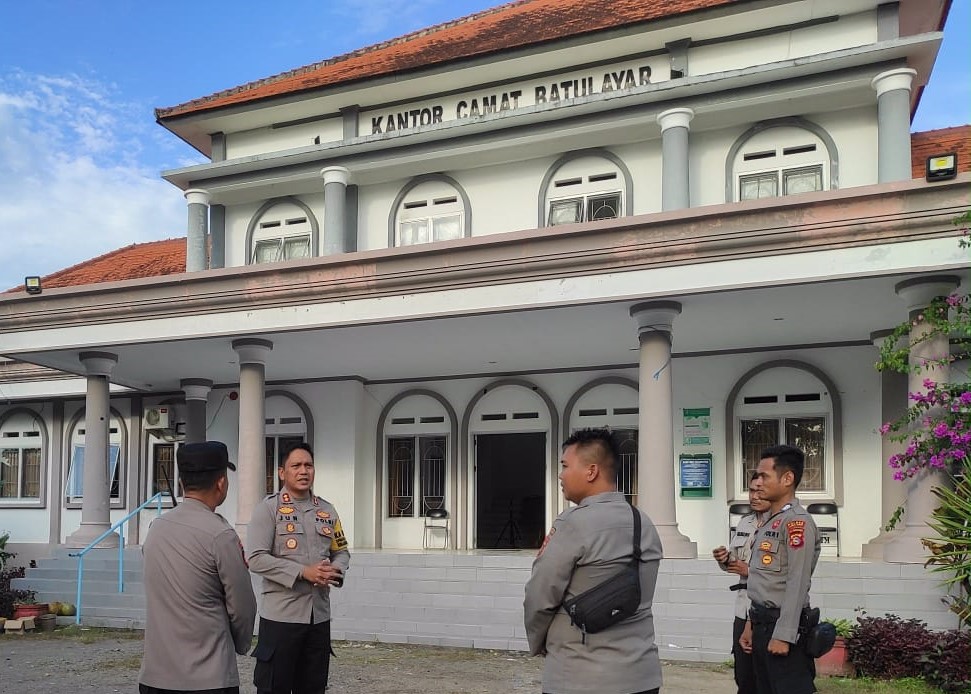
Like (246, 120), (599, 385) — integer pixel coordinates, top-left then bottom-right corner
(736, 531), (749, 538)
(319, 525), (333, 536)
(316, 510), (330, 520)
(313, 496), (320, 506)
(285, 522), (296, 533)
(771, 519), (782, 530)
(763, 530), (780, 538)
(278, 506), (295, 515)
(285, 537), (298, 550)
(761, 554), (773, 565)
(281, 493), (291, 503)
(759, 540), (772, 551)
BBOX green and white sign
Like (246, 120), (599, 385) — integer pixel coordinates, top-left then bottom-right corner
(682, 407), (711, 446)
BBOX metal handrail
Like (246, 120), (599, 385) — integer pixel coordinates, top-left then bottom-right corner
(68, 492), (166, 625)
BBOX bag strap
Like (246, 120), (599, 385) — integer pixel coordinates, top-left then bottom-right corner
(630, 503), (642, 567)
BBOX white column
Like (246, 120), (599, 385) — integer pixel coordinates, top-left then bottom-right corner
(232, 339), (273, 545)
(871, 68), (917, 183)
(66, 352), (120, 549)
(321, 166), (350, 256)
(657, 107), (694, 211)
(185, 188), (210, 272)
(181, 378), (213, 445)
(885, 275), (960, 563)
(630, 301), (697, 558)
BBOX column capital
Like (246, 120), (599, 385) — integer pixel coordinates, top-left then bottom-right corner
(232, 338), (274, 365)
(79, 351), (118, 377)
(656, 107), (694, 132)
(871, 68), (917, 97)
(630, 301), (682, 336)
(184, 188), (211, 206)
(894, 275), (960, 312)
(181, 378), (214, 401)
(321, 166), (351, 186)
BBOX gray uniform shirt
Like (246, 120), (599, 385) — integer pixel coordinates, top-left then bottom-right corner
(247, 488), (351, 623)
(524, 491), (664, 694)
(720, 512), (764, 620)
(139, 498), (257, 690)
(746, 500), (821, 643)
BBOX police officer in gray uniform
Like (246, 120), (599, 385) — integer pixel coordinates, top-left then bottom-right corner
(524, 428), (664, 694)
(739, 445), (821, 694)
(713, 473), (769, 694)
(139, 441), (257, 694)
(248, 442), (350, 694)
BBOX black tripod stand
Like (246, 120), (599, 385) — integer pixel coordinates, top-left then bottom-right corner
(496, 499), (522, 548)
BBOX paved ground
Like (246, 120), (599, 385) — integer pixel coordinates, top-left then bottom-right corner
(0, 629), (737, 693)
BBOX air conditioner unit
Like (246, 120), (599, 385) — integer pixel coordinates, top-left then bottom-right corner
(144, 406), (171, 431)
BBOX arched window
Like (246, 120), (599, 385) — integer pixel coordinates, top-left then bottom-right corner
(66, 412), (125, 504)
(383, 394), (450, 518)
(540, 151), (633, 227)
(390, 175), (469, 247)
(264, 393), (312, 495)
(0, 409), (45, 502)
(727, 118), (838, 202)
(247, 198), (319, 264)
(565, 379), (639, 505)
(731, 365), (836, 500)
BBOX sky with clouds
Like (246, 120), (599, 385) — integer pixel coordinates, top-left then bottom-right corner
(0, 0), (968, 292)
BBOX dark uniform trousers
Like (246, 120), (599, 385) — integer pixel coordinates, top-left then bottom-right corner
(139, 687), (239, 694)
(732, 616), (757, 694)
(544, 690), (658, 694)
(749, 604), (816, 694)
(253, 617), (332, 694)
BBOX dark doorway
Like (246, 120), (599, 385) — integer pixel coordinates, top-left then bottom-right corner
(475, 432), (546, 549)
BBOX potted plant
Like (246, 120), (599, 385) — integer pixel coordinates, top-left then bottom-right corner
(12, 591), (49, 620)
(816, 618), (855, 676)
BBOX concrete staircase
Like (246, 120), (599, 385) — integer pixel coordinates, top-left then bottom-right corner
(11, 546), (146, 629)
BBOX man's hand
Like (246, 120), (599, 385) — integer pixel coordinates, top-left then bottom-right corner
(739, 620), (753, 654)
(768, 638), (790, 655)
(712, 546), (730, 565)
(726, 559), (749, 577)
(302, 559), (343, 587)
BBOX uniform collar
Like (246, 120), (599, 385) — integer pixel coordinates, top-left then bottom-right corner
(577, 490), (626, 507)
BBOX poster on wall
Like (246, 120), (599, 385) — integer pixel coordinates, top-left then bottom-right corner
(682, 407), (711, 445)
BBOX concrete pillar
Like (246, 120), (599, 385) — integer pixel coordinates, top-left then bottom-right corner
(321, 167), (350, 255)
(885, 275), (960, 563)
(657, 107), (694, 211)
(630, 301), (697, 558)
(66, 352), (120, 549)
(184, 188), (210, 272)
(871, 68), (917, 183)
(232, 339), (273, 544)
(181, 378), (213, 445)
(861, 329), (908, 560)
(209, 204), (226, 269)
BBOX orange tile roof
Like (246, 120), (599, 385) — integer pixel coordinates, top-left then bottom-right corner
(5, 238), (185, 294)
(911, 125), (971, 179)
(156, 0), (738, 120)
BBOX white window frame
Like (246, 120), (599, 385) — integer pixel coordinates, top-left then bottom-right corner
(386, 435), (448, 518)
(251, 213), (313, 264)
(0, 423), (43, 503)
(396, 193), (465, 247)
(65, 417), (124, 508)
(66, 443), (122, 500)
(735, 129), (829, 202)
(546, 169), (623, 226)
(149, 441), (180, 504)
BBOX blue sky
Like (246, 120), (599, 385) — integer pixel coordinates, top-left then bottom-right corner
(0, 0), (968, 291)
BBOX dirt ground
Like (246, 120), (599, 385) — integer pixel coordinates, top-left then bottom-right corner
(0, 628), (737, 693)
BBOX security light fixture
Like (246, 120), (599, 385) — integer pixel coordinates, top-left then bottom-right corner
(926, 152), (957, 182)
(24, 276), (42, 295)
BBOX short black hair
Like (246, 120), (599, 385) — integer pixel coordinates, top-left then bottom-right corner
(562, 428), (620, 483)
(179, 468), (225, 492)
(281, 441), (314, 467)
(760, 445), (806, 487)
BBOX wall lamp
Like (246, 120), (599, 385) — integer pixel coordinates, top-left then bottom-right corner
(926, 152), (957, 182)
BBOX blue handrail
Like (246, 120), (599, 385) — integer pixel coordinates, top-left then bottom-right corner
(68, 492), (166, 625)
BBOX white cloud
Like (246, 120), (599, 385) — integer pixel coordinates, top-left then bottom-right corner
(0, 70), (186, 290)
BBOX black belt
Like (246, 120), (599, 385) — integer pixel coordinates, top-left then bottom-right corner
(749, 603), (781, 624)
(729, 583), (747, 592)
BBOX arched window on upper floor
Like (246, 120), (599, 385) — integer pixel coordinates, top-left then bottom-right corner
(539, 150), (633, 228)
(727, 118), (839, 203)
(390, 175), (470, 248)
(247, 198), (319, 264)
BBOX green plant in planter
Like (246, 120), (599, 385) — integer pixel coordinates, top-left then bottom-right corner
(822, 617), (855, 638)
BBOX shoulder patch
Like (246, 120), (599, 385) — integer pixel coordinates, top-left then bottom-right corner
(787, 520), (806, 549)
(537, 526), (556, 557)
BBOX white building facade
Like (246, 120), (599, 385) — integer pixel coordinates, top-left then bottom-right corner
(1, 0), (968, 626)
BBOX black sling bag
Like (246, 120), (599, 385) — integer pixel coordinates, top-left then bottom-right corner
(562, 503), (642, 640)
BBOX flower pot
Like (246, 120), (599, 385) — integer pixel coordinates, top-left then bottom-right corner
(36, 613), (57, 632)
(12, 603), (49, 620)
(816, 636), (854, 677)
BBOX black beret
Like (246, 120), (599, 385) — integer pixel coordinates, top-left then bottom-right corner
(177, 441), (236, 473)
